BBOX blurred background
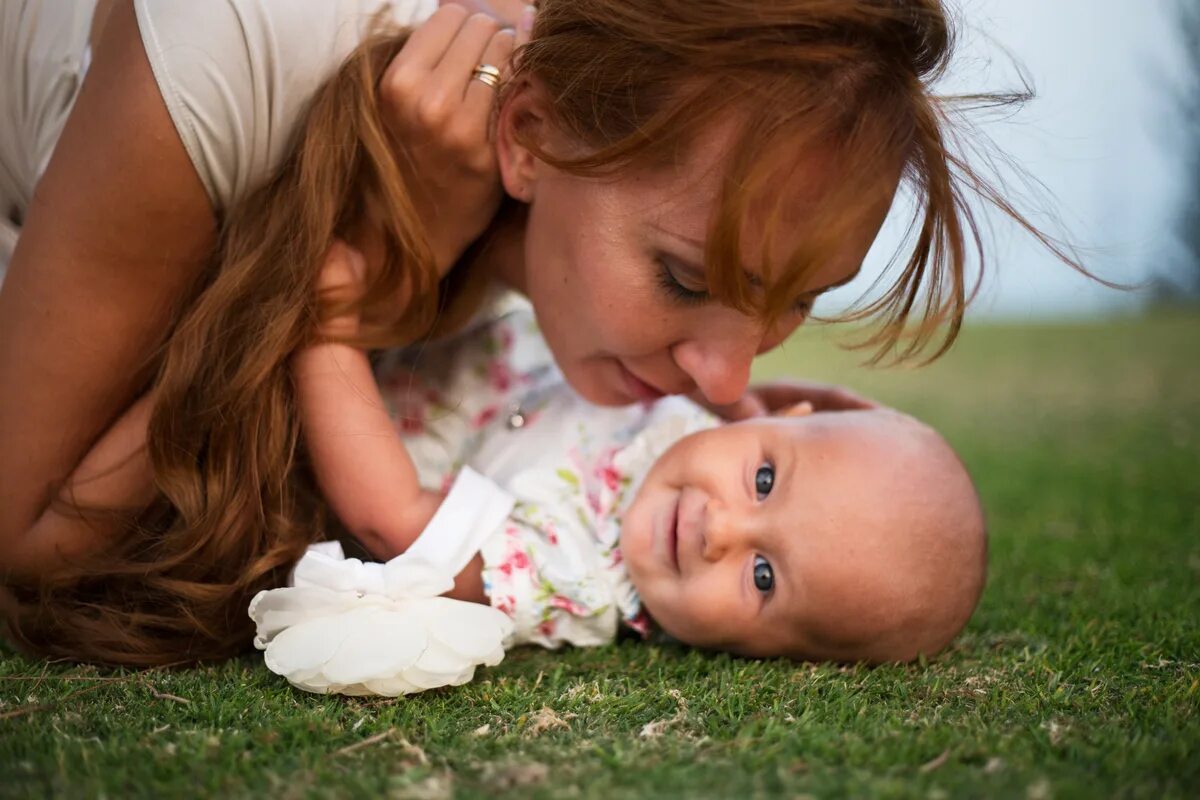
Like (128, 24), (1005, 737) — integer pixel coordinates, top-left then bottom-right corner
(821, 0), (1199, 321)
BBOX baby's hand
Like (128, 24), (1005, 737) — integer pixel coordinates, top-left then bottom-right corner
(698, 381), (880, 421)
(746, 381), (879, 415)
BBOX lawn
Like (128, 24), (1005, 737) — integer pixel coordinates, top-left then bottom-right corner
(2, 312), (1197, 799)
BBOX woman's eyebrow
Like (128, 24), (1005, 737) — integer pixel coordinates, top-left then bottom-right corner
(653, 223), (862, 294)
(653, 225), (763, 288)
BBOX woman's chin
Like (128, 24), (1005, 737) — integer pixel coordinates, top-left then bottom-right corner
(563, 362), (638, 407)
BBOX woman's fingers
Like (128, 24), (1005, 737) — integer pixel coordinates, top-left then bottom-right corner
(386, 4), (469, 76)
(430, 11), (502, 100)
(462, 28), (515, 120)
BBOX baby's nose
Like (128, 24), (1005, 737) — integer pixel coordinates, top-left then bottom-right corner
(701, 501), (746, 562)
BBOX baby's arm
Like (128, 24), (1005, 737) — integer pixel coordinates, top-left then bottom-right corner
(292, 342), (444, 560)
(293, 242), (443, 560)
(293, 340), (487, 600)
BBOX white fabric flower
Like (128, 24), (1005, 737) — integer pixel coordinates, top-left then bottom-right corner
(248, 468), (517, 697)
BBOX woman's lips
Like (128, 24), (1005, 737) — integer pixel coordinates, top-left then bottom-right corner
(617, 361), (667, 403)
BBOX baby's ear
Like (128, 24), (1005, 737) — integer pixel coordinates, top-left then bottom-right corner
(778, 401), (814, 418)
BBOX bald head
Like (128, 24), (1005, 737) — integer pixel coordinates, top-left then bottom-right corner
(782, 410), (987, 663)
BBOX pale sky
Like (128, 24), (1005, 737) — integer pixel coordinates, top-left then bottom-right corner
(822, 0), (1193, 320)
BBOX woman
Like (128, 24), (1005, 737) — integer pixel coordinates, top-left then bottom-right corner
(0, 0), (1081, 664)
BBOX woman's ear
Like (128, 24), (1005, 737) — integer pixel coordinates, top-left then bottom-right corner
(494, 77), (550, 203)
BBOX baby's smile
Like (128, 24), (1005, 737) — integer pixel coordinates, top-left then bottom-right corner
(663, 494), (681, 573)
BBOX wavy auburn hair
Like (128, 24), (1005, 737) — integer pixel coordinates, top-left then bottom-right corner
(5, 0), (1086, 665)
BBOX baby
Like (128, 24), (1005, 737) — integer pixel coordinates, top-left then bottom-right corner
(255, 299), (985, 694)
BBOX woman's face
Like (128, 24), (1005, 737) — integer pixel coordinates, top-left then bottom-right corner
(496, 94), (896, 407)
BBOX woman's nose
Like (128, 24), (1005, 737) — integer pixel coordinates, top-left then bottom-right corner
(671, 333), (758, 407)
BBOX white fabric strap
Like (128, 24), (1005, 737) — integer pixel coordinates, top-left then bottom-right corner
(290, 466), (514, 598)
(402, 466), (516, 576)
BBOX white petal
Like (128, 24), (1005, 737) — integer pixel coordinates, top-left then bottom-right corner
(402, 662), (475, 690)
(289, 675), (333, 694)
(249, 587), (360, 647)
(413, 637), (466, 676)
(480, 643), (507, 667)
(262, 614), (348, 679)
(363, 675), (423, 697)
(424, 597), (514, 659)
(320, 608), (428, 686)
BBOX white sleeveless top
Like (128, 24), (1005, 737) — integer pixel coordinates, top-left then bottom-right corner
(0, 0), (434, 273)
(134, 0), (435, 212)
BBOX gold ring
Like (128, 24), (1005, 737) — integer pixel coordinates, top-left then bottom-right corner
(470, 63), (502, 89)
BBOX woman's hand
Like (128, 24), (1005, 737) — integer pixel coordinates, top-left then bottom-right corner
(697, 380), (881, 422)
(379, 3), (535, 275)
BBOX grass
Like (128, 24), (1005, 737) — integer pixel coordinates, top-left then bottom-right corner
(2, 312), (1198, 799)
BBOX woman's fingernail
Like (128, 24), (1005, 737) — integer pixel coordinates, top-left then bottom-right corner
(520, 5), (536, 34)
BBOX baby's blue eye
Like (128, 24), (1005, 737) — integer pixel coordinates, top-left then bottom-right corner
(755, 463), (774, 500)
(753, 555), (774, 593)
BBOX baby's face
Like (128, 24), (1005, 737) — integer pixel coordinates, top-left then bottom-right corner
(619, 409), (984, 661)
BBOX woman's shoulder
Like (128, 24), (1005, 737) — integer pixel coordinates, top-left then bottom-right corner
(134, 0), (436, 211)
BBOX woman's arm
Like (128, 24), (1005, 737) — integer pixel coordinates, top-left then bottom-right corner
(4, 392), (157, 580)
(0, 1), (216, 574)
(294, 341), (444, 558)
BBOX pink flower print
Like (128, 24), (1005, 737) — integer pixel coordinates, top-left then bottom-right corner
(487, 360), (515, 393)
(626, 610), (651, 638)
(397, 415), (424, 435)
(378, 367), (419, 395)
(549, 595), (589, 617)
(538, 619), (556, 639)
(497, 546), (530, 578)
(494, 595), (517, 616)
(610, 548), (624, 567)
(545, 523), (559, 546)
(594, 449), (623, 494)
(472, 405), (498, 429)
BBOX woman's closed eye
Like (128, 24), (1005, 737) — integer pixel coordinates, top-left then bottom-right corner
(657, 254), (819, 318)
(753, 554), (774, 594)
(655, 257), (709, 306)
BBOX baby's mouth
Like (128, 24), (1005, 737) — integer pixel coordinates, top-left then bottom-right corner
(666, 495), (680, 573)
